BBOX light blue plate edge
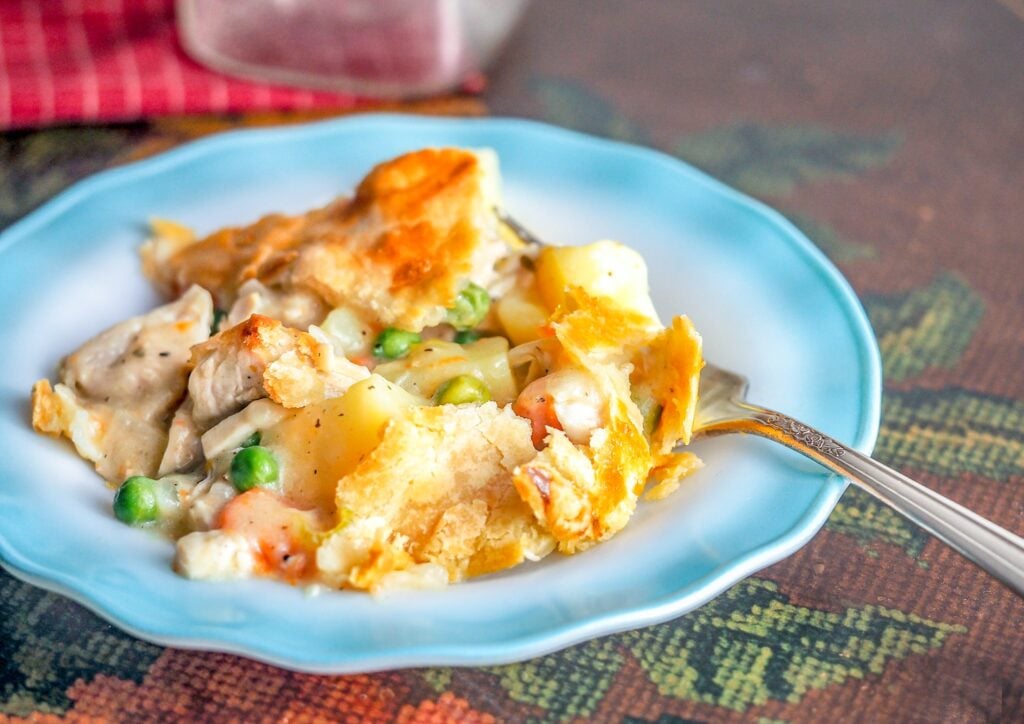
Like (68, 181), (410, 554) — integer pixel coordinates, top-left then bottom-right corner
(0, 114), (882, 673)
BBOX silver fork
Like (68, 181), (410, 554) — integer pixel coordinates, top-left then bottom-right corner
(497, 210), (1024, 596)
(696, 364), (1024, 596)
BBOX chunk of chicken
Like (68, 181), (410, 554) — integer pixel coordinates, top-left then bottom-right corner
(513, 368), (607, 448)
(226, 279), (328, 331)
(32, 286), (214, 481)
(32, 379), (173, 482)
(61, 285), (213, 418)
(188, 314), (369, 428)
(200, 398), (290, 462)
(158, 398), (203, 476)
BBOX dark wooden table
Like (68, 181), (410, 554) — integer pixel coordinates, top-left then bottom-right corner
(3, 1), (1022, 721)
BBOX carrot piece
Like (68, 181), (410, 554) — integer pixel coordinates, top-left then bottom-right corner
(218, 489), (316, 582)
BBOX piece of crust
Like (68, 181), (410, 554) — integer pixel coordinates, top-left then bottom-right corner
(509, 289), (667, 551)
(546, 287), (661, 367)
(644, 451), (704, 501)
(291, 148), (506, 330)
(142, 208), (324, 309)
(512, 395), (652, 553)
(322, 402), (551, 589)
(148, 149), (508, 331)
(632, 314), (704, 451)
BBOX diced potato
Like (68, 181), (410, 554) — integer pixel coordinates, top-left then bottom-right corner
(262, 374), (425, 512)
(375, 337), (517, 404)
(535, 240), (659, 320)
(318, 306), (374, 358)
(495, 284), (550, 346)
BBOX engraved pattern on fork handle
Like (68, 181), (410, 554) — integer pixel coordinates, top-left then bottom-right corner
(763, 413), (846, 457)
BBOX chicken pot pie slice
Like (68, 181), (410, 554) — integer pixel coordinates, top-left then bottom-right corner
(32, 147), (707, 595)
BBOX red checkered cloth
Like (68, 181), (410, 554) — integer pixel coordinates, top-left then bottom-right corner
(0, 0), (373, 130)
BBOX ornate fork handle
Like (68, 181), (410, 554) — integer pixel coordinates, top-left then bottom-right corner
(704, 403), (1024, 597)
(762, 413), (849, 457)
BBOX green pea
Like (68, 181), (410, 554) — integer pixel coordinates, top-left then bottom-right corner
(373, 327), (422, 360)
(434, 374), (491, 405)
(230, 445), (280, 492)
(453, 329), (482, 344)
(240, 431), (261, 448)
(446, 283), (491, 330)
(113, 476), (160, 526)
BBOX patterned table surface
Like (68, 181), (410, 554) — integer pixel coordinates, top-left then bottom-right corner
(3, 1), (1023, 721)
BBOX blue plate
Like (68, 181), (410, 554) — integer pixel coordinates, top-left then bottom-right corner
(0, 115), (880, 672)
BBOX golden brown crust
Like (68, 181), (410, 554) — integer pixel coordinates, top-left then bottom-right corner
(546, 287), (660, 367)
(149, 210), (319, 309)
(645, 451), (704, 501)
(513, 432), (597, 548)
(632, 315), (704, 451)
(151, 149), (505, 330)
(30, 379), (60, 436)
(346, 537), (415, 591)
(330, 403), (551, 587)
(351, 147), (480, 223)
(512, 398), (652, 553)
(292, 148), (503, 330)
